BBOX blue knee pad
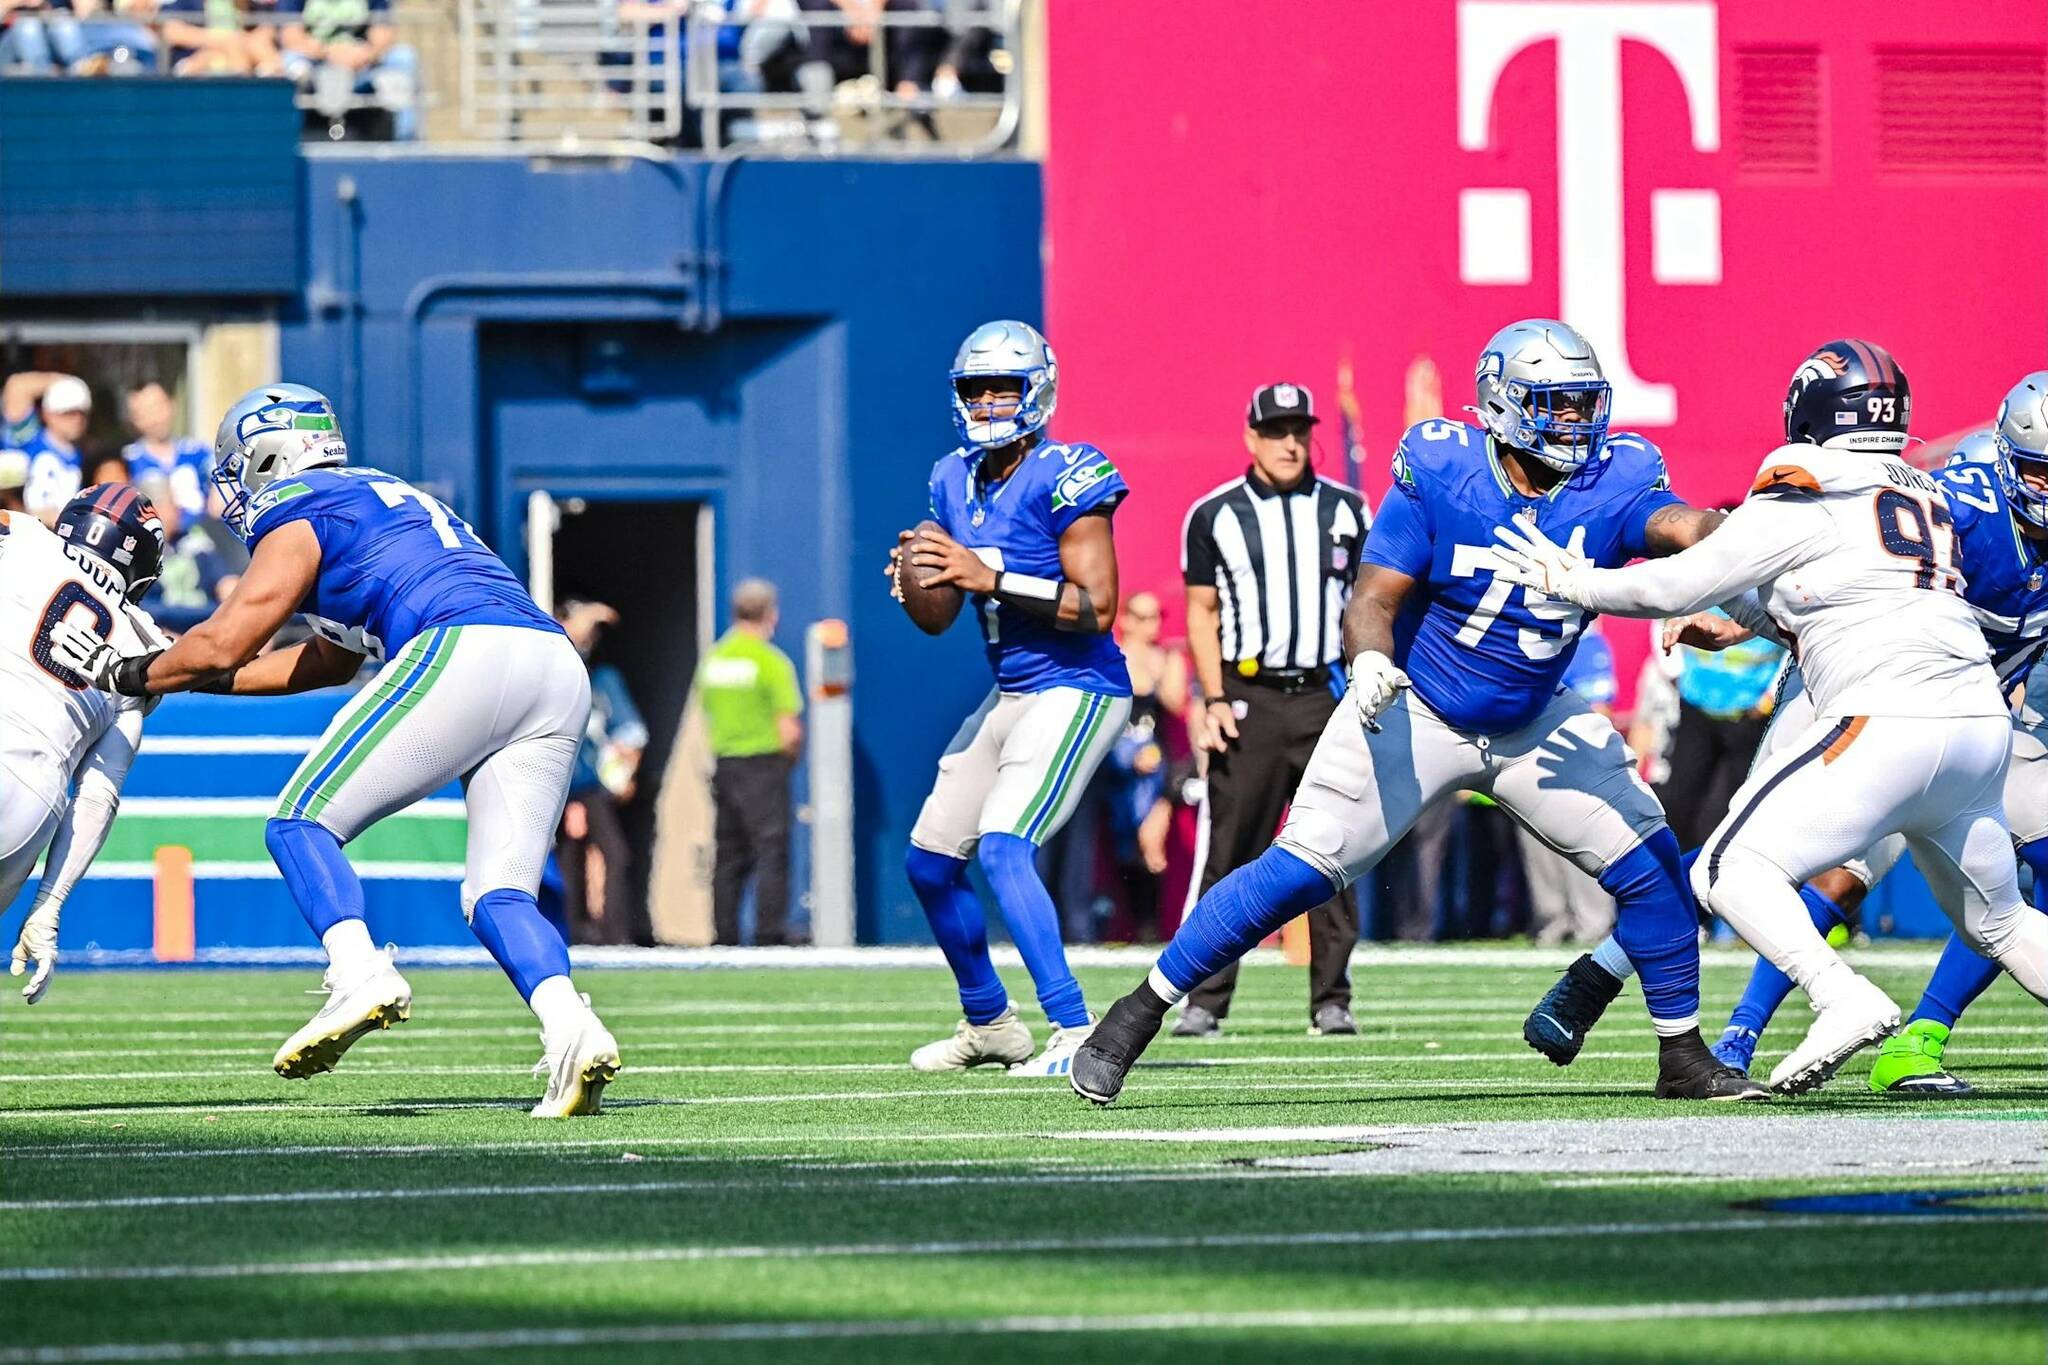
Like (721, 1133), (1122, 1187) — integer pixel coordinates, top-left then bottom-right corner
(1155, 846), (1335, 996)
(906, 845), (1008, 1024)
(1601, 828), (1700, 1026)
(469, 887), (571, 1001)
(264, 817), (364, 938)
(978, 833), (1088, 1028)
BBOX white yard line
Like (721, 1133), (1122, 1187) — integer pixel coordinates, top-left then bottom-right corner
(1, 1212), (2035, 1283)
(1, 1287), (2041, 1361)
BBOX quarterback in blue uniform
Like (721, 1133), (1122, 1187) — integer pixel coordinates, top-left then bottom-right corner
(1072, 319), (1762, 1104)
(891, 320), (1131, 1077)
(62, 383), (620, 1118)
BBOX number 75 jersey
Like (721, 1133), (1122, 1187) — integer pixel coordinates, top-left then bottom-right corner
(247, 466), (560, 661)
(1363, 418), (1683, 735)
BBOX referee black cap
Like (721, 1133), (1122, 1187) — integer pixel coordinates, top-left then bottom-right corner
(1247, 382), (1320, 429)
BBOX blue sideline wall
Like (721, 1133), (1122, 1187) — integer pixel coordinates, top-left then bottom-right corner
(279, 154), (1036, 945)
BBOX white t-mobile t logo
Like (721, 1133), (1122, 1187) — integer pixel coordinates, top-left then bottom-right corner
(1457, 1), (1721, 426)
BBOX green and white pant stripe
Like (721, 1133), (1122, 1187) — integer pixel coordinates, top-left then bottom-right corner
(909, 685), (1131, 859)
(274, 624), (592, 914)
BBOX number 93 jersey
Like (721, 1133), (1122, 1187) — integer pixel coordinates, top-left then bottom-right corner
(247, 467), (560, 662)
(1363, 419), (1681, 735)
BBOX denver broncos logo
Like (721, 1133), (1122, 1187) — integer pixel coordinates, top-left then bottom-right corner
(1792, 351), (1851, 389)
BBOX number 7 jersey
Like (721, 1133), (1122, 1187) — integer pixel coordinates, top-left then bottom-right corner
(246, 466), (560, 661)
(1363, 419), (1683, 735)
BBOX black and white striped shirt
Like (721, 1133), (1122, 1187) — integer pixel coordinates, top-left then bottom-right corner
(1181, 471), (1372, 671)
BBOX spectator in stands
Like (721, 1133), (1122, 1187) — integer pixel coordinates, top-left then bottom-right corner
(83, 451), (132, 488)
(607, 0), (785, 147)
(698, 578), (804, 947)
(556, 598), (650, 947)
(2, 371), (91, 524)
(121, 380), (212, 538)
(790, 0), (929, 124)
(47, 0), (159, 72)
(276, 0), (417, 140)
(1103, 591), (1187, 942)
(893, 0), (1001, 102)
(1512, 622), (1619, 945)
(158, 0), (285, 75)
(0, 451), (27, 515)
(0, 0), (66, 72)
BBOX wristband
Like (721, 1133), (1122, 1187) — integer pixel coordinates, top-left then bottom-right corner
(111, 650), (161, 698)
(995, 571), (1061, 603)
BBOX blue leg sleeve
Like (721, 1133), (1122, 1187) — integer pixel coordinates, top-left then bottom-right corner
(263, 817), (364, 939)
(469, 888), (572, 1001)
(1155, 846), (1336, 995)
(1910, 837), (2048, 1027)
(978, 833), (1088, 1028)
(1725, 883), (1848, 1038)
(906, 846), (1009, 1025)
(1602, 828), (1700, 1027)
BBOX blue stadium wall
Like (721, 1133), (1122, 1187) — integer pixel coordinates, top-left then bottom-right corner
(1, 81), (1034, 946)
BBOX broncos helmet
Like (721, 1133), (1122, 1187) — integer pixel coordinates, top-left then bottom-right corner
(950, 321), (1057, 451)
(1471, 319), (1612, 472)
(55, 483), (165, 596)
(212, 383), (349, 540)
(1992, 370), (2048, 532)
(1783, 340), (1910, 453)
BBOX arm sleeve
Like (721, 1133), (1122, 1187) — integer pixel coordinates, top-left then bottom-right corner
(1359, 480), (1434, 578)
(32, 709), (142, 910)
(768, 649), (803, 717)
(1182, 507), (1217, 588)
(1571, 494), (1825, 618)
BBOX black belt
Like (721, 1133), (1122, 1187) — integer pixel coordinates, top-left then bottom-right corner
(1233, 665), (1333, 694)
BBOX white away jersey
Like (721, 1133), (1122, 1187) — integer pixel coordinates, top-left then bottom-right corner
(1569, 445), (2005, 721)
(0, 512), (155, 802)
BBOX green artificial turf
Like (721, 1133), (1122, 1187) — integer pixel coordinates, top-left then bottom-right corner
(0, 953), (2041, 1363)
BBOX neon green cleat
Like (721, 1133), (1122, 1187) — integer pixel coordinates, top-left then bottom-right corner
(1825, 923), (1851, 949)
(1867, 1019), (1974, 1097)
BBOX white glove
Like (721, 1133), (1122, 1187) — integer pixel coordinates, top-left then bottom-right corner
(1348, 649), (1410, 729)
(47, 618), (118, 685)
(10, 901), (58, 1004)
(1492, 515), (1593, 603)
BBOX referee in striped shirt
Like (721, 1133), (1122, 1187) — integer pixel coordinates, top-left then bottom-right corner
(1177, 382), (1370, 1037)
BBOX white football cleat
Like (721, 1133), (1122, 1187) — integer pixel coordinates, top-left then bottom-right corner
(1770, 976), (1902, 1095)
(272, 955), (411, 1079)
(909, 1007), (1035, 1072)
(1010, 1018), (1095, 1078)
(531, 1006), (622, 1118)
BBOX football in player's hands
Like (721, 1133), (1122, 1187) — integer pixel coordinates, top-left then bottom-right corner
(896, 520), (965, 635)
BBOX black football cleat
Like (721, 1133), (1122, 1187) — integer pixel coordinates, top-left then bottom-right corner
(1655, 1030), (1771, 1101)
(1070, 988), (1166, 1106)
(1523, 953), (1623, 1065)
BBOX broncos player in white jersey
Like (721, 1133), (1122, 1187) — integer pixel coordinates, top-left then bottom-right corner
(1495, 341), (2048, 1093)
(57, 385), (618, 1118)
(0, 484), (166, 1002)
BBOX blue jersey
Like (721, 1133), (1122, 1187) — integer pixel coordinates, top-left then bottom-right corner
(123, 438), (212, 524)
(1937, 454), (2048, 691)
(1363, 419), (1682, 735)
(247, 465), (560, 660)
(928, 439), (1132, 696)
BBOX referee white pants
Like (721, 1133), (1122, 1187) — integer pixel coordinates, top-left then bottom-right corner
(274, 624), (591, 916)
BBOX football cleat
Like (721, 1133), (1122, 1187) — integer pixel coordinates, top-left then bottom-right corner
(1070, 991), (1165, 1105)
(909, 1008), (1034, 1072)
(1770, 976), (1901, 1095)
(1011, 1018), (1095, 1077)
(530, 1008), (622, 1118)
(1710, 1025), (1760, 1075)
(1523, 954), (1623, 1065)
(1655, 1031), (1771, 1101)
(272, 955), (411, 1079)
(1309, 1003), (1358, 1037)
(1868, 1019), (1974, 1097)
(1171, 1003), (1221, 1038)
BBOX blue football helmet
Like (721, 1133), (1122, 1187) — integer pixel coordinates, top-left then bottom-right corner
(950, 320), (1057, 451)
(1783, 340), (1910, 453)
(211, 383), (349, 540)
(1993, 370), (2048, 532)
(55, 483), (165, 596)
(1471, 319), (1612, 472)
